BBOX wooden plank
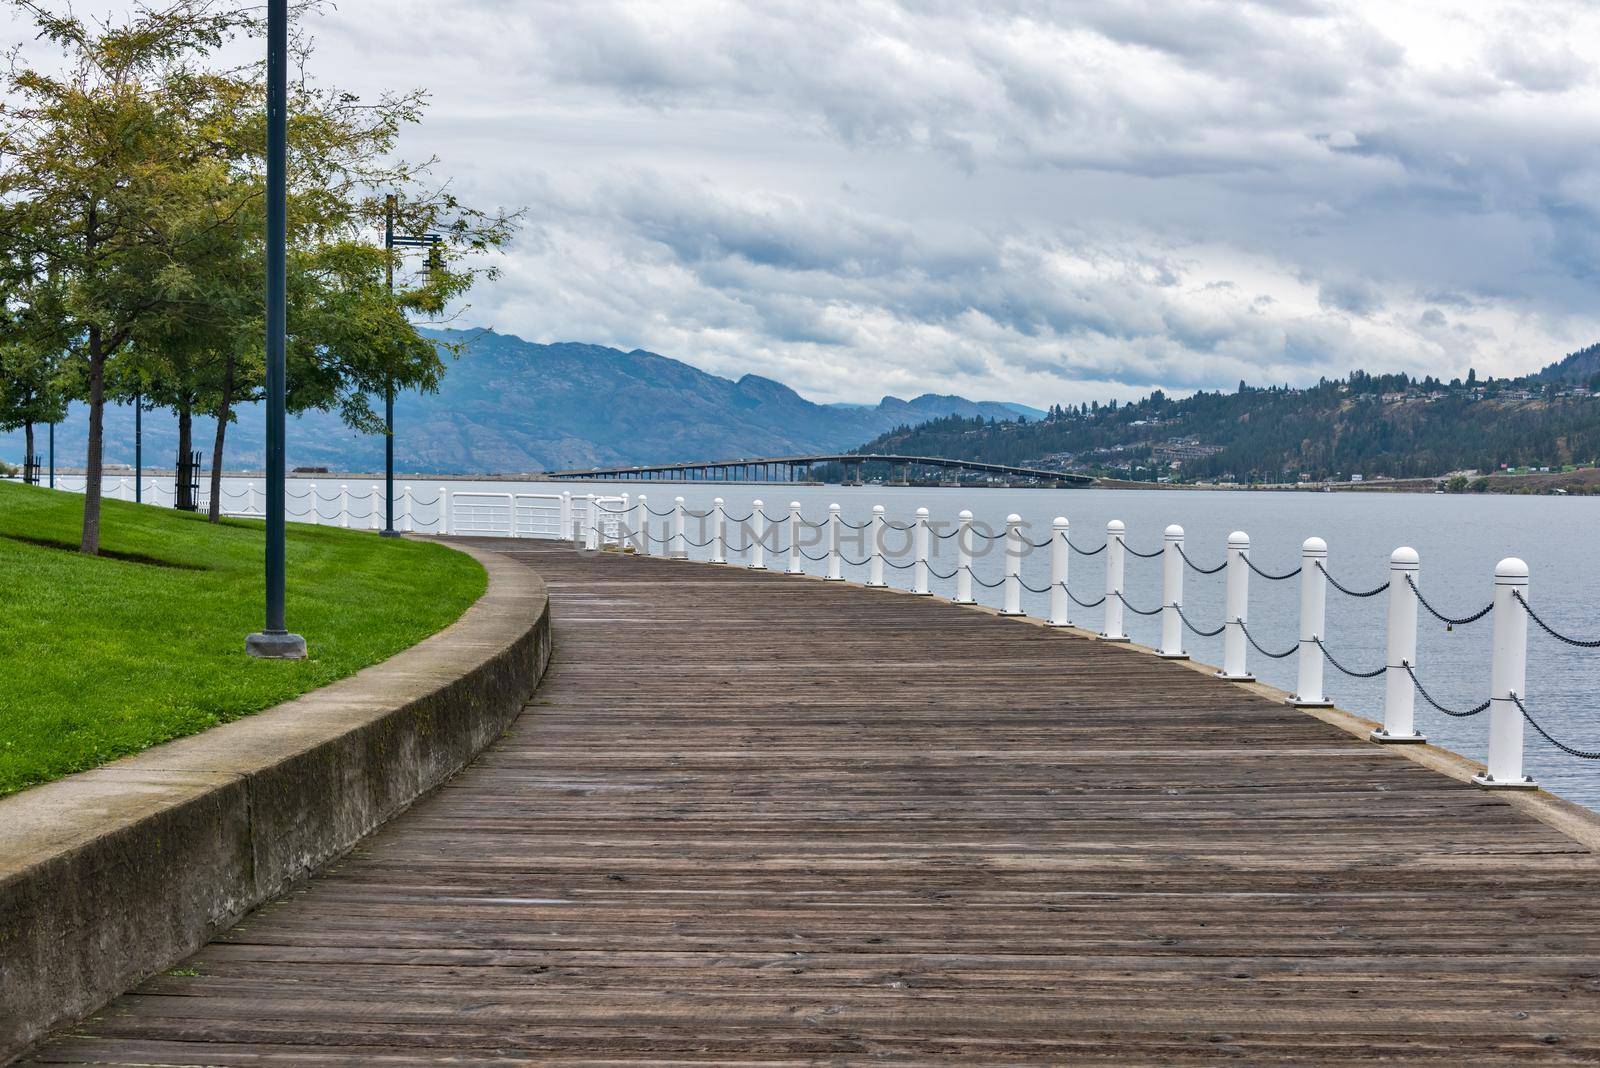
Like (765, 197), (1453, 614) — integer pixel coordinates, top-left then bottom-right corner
(25, 544), (1600, 1065)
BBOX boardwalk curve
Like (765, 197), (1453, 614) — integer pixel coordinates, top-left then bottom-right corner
(26, 542), (1600, 1065)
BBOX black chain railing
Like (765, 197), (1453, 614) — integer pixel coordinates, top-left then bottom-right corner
(1516, 591), (1600, 648)
(1177, 546), (1225, 574)
(1114, 590), (1164, 616)
(1068, 587), (1108, 609)
(1313, 637), (1384, 678)
(1403, 664), (1489, 717)
(1244, 555), (1301, 581)
(1511, 693), (1600, 759)
(927, 562), (960, 580)
(1404, 575), (1491, 628)
(1175, 604), (1223, 636)
(1238, 620), (1297, 659)
(1124, 543), (1164, 559)
(1018, 576), (1059, 594)
(1316, 562), (1385, 598)
(1069, 539), (1107, 556)
(972, 571), (1009, 588)
(798, 547), (831, 562)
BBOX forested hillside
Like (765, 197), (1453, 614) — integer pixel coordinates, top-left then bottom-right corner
(857, 361), (1600, 484)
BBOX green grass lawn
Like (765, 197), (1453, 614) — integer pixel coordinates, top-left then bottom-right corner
(0, 480), (486, 796)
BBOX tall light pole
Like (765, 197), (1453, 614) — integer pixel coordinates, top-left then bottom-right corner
(247, 0), (306, 660)
(133, 393), (141, 503)
(380, 193), (441, 538)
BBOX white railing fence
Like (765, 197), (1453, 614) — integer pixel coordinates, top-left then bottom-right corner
(16, 475), (1597, 788)
(579, 494), (1599, 794)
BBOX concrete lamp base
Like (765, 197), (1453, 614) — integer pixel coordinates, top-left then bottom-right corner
(246, 631), (308, 660)
(379, 530), (403, 539)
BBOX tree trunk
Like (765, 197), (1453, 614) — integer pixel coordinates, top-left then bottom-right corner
(175, 400), (193, 510)
(80, 327), (105, 554)
(23, 421), (34, 482)
(207, 355), (235, 523)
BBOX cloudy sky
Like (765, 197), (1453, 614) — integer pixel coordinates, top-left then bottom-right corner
(21, 0), (1600, 407)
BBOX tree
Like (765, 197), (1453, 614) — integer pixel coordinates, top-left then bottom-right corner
(0, 0), (263, 552)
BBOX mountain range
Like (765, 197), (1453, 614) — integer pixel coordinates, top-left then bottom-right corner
(0, 329), (1042, 473)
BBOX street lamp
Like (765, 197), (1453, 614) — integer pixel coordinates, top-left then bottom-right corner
(246, 0), (306, 660)
(380, 192), (443, 538)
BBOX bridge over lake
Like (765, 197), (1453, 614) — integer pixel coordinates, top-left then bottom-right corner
(29, 542), (1600, 1064)
(548, 452), (1097, 485)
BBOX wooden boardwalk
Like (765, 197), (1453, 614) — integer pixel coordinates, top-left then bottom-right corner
(27, 544), (1600, 1065)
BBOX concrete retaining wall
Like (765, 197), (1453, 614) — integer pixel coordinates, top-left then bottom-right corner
(0, 541), (549, 1061)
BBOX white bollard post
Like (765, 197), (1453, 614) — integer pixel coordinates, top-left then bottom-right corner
(1220, 531), (1252, 679)
(249, 483), (259, 517)
(618, 493), (631, 548)
(1373, 547), (1425, 743)
(866, 505), (886, 586)
(401, 484), (414, 532)
(369, 484), (381, 530)
(786, 501), (804, 574)
(1101, 520), (1128, 640)
(307, 482), (318, 525)
(439, 486), (450, 535)
(711, 497), (727, 563)
(671, 496), (687, 558)
(1475, 558), (1536, 789)
(636, 494), (650, 555)
(954, 510), (975, 604)
(339, 484), (350, 528)
(912, 507), (932, 595)
(560, 492), (573, 543)
(1159, 525), (1186, 657)
(825, 503), (844, 580)
(1048, 517), (1070, 626)
(749, 499), (766, 569)
(1000, 513), (1023, 614)
(584, 493), (599, 551)
(118, 477), (129, 501)
(1292, 538), (1331, 705)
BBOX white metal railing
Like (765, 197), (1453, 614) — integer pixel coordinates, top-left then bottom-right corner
(19, 473), (1597, 785)
(576, 494), (1600, 794)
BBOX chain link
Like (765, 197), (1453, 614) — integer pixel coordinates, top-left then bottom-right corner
(1313, 637), (1385, 678)
(1177, 546), (1225, 575)
(1405, 575), (1491, 628)
(1316, 562), (1385, 598)
(1124, 543), (1164, 559)
(1175, 604), (1223, 636)
(1244, 555), (1301, 581)
(1069, 587), (1109, 609)
(1114, 590), (1165, 616)
(1238, 620), (1297, 658)
(1400, 663), (1489, 717)
(1511, 693), (1600, 758)
(1069, 539), (1107, 556)
(1516, 591), (1600, 648)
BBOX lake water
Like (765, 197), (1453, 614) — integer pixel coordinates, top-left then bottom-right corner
(39, 473), (1600, 809)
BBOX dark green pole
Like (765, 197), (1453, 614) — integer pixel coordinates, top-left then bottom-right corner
(247, 0), (305, 659)
(134, 394), (142, 503)
(381, 194), (398, 537)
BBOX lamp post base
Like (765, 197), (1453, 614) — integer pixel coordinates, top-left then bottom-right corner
(246, 631), (307, 660)
(379, 529), (402, 539)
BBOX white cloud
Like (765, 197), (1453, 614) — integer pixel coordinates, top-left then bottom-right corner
(9, 0), (1600, 405)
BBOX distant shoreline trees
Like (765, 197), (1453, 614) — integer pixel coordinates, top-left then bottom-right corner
(0, 0), (517, 553)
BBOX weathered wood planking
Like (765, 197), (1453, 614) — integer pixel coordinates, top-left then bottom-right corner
(26, 543), (1600, 1065)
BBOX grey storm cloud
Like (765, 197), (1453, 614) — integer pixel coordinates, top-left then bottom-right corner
(11, 0), (1597, 406)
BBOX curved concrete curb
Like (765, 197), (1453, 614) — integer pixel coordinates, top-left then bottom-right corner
(0, 540), (550, 1062)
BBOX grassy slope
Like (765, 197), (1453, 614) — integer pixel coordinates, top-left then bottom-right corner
(0, 481), (486, 795)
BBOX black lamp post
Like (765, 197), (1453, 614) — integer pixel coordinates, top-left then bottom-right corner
(246, 0), (306, 659)
(134, 393), (142, 503)
(380, 192), (442, 537)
